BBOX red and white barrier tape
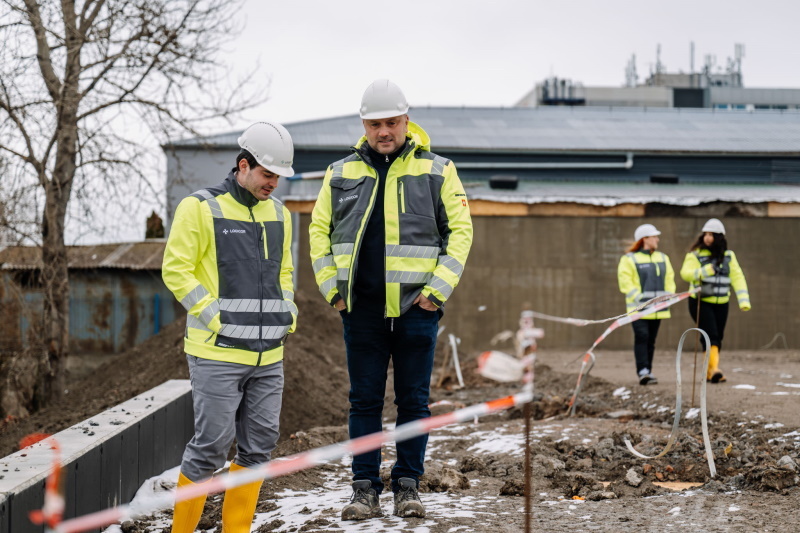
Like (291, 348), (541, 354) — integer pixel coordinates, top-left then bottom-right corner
(28, 437), (64, 530)
(529, 290), (698, 327)
(49, 390), (533, 533)
(566, 288), (700, 414)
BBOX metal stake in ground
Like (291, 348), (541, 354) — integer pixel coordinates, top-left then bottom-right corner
(524, 401), (533, 533)
(691, 294), (701, 408)
(516, 309), (539, 533)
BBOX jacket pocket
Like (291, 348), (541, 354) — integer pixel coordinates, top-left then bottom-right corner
(330, 176), (367, 191)
(330, 176), (372, 225)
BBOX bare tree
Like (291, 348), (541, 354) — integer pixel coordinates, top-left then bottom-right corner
(0, 0), (262, 410)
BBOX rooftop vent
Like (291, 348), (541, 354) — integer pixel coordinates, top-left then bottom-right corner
(489, 175), (519, 190)
(650, 174), (679, 184)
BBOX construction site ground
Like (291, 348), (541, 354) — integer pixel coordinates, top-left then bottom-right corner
(2, 290), (799, 532)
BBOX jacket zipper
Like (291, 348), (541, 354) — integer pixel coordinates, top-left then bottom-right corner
(349, 156), (380, 312)
(249, 206), (263, 366)
(399, 182), (406, 214)
(262, 222), (268, 259)
(348, 141), (415, 317)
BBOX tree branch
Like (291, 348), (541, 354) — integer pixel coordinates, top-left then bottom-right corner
(22, 0), (62, 101)
(78, 1), (201, 118)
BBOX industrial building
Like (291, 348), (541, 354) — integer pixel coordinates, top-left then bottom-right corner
(0, 242), (181, 353)
(516, 45), (800, 110)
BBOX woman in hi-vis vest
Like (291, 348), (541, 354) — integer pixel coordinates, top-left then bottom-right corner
(617, 223), (676, 385)
(680, 218), (751, 383)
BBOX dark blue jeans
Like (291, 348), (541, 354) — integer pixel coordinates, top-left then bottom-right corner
(341, 304), (439, 494)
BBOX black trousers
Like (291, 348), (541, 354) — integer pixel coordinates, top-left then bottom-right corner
(688, 297), (729, 349)
(631, 319), (661, 375)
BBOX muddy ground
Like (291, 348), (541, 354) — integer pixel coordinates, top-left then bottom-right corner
(3, 292), (800, 532)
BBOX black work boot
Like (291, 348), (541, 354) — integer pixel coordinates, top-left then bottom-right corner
(341, 480), (382, 521)
(393, 477), (426, 518)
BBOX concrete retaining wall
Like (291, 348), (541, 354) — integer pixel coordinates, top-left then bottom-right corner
(296, 214), (799, 354)
(0, 380), (193, 533)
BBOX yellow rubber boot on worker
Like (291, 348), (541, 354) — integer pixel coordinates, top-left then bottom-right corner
(222, 463), (264, 533)
(171, 472), (208, 533)
(707, 345), (725, 383)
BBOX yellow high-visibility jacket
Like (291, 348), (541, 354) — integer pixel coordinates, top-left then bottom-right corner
(680, 249), (750, 309)
(163, 171), (296, 366)
(309, 121), (473, 316)
(617, 250), (676, 319)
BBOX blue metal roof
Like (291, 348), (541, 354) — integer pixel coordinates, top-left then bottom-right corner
(170, 106), (800, 155)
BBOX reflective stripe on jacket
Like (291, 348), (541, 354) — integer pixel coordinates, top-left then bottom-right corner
(163, 171), (296, 365)
(617, 250), (676, 320)
(680, 249), (750, 308)
(309, 121), (473, 316)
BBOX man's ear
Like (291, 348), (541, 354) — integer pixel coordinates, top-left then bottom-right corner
(238, 158), (250, 173)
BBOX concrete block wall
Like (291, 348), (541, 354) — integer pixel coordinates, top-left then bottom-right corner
(0, 380), (193, 533)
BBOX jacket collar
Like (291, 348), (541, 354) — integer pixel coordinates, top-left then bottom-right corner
(225, 169), (259, 208)
(352, 120), (431, 162)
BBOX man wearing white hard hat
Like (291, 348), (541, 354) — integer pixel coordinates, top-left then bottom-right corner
(163, 121), (297, 533)
(310, 79), (473, 520)
(617, 223), (676, 385)
(680, 218), (751, 383)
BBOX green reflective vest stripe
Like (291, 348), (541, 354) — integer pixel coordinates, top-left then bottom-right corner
(309, 121), (473, 316)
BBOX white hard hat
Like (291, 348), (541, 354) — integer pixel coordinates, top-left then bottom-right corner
(701, 218), (726, 234)
(237, 121), (295, 177)
(634, 223), (661, 242)
(359, 79), (409, 120)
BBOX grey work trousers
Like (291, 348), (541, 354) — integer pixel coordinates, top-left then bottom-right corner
(181, 355), (284, 482)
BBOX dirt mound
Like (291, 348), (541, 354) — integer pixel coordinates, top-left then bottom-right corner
(0, 289), (349, 458)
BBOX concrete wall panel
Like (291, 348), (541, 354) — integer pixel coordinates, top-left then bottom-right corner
(296, 214), (799, 354)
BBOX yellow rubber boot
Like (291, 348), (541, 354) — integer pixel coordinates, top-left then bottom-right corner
(222, 463), (264, 533)
(707, 345), (725, 383)
(171, 472), (208, 533)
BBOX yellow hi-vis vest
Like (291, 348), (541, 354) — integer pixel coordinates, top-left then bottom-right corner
(163, 171), (296, 366)
(680, 249), (750, 308)
(617, 250), (676, 320)
(309, 121), (473, 316)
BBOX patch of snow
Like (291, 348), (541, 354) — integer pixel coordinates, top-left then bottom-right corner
(685, 408), (700, 420)
(613, 387), (631, 398)
(733, 384), (756, 390)
(777, 382), (800, 389)
(771, 392), (790, 396)
(466, 432), (525, 456)
(765, 423), (785, 429)
(779, 373), (793, 379)
(668, 506), (681, 515)
(102, 465), (183, 533)
(728, 505), (740, 512)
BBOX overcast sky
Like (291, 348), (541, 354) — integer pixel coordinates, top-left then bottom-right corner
(222, 0), (800, 128)
(71, 0), (800, 243)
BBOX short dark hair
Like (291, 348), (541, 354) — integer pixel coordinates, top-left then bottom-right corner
(236, 149), (260, 170)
